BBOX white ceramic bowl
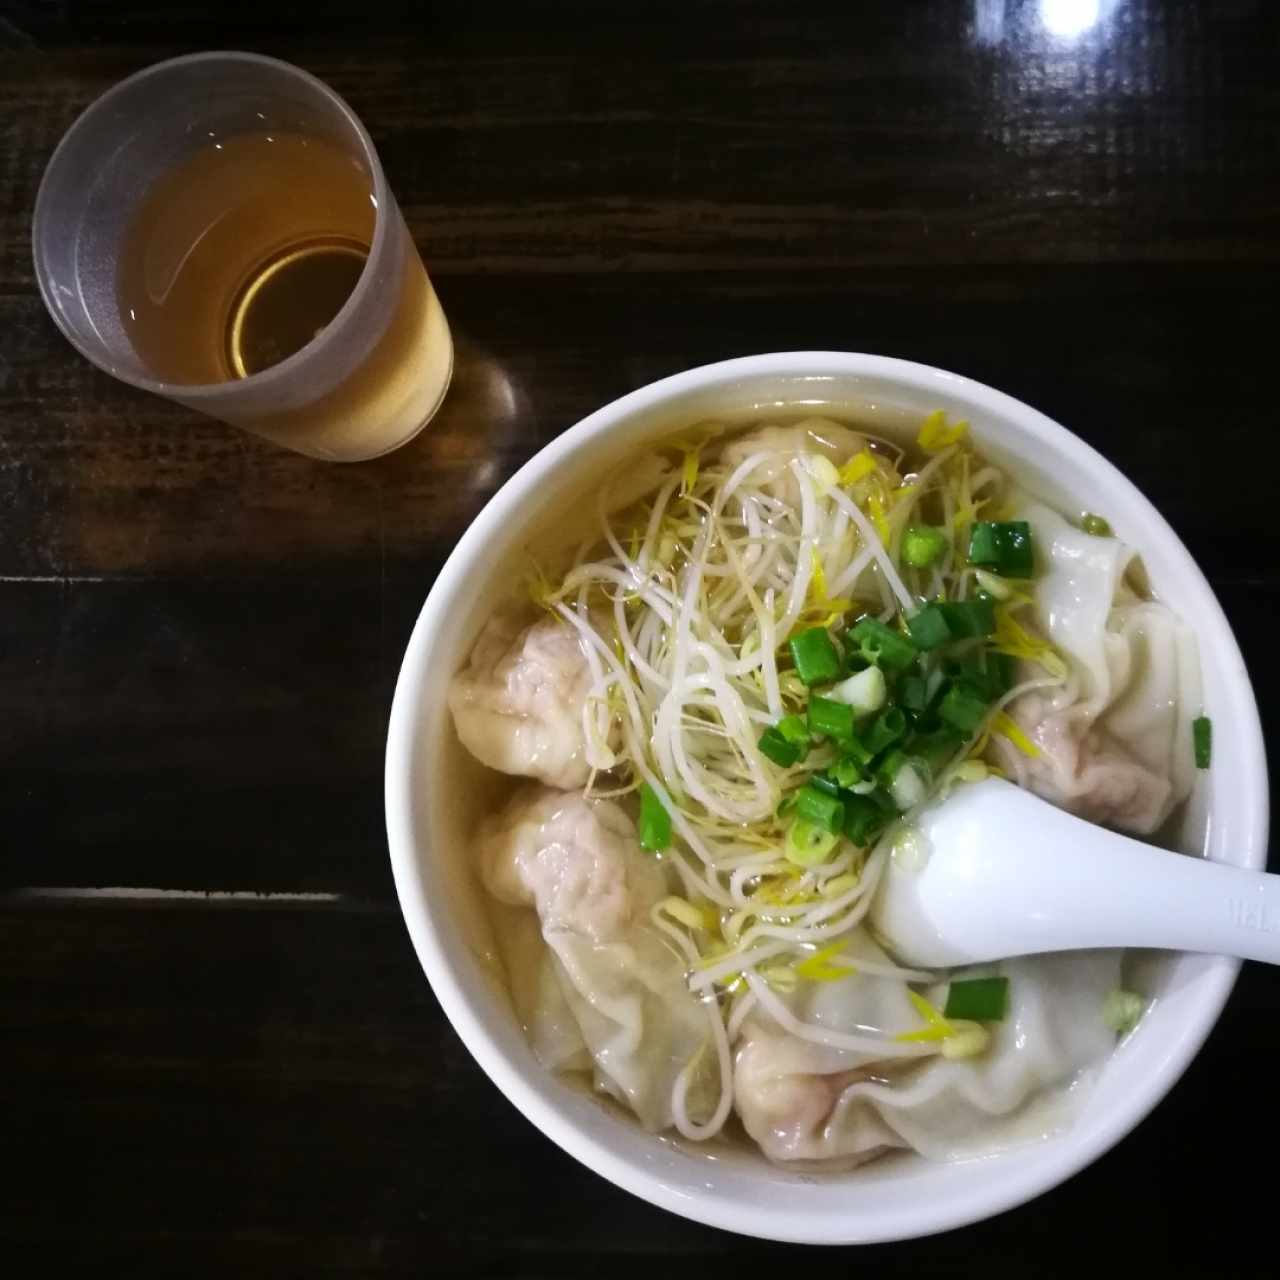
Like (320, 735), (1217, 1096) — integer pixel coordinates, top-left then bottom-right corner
(385, 352), (1268, 1244)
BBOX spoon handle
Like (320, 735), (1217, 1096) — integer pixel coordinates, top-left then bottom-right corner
(907, 780), (1280, 965)
(1053, 836), (1280, 964)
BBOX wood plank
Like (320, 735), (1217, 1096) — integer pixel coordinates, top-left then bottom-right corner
(1, 901), (1276, 1272)
(2, 265), (1278, 581)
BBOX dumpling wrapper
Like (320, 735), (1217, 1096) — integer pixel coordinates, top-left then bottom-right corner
(478, 785), (714, 1132)
(449, 613), (617, 789)
(734, 939), (1121, 1166)
(997, 497), (1201, 835)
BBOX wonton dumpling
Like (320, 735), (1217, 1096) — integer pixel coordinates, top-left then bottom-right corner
(478, 786), (711, 1131)
(734, 944), (1121, 1166)
(733, 935), (917, 1167)
(861, 951), (1121, 1160)
(480, 784), (660, 940)
(997, 499), (1201, 835)
(720, 419), (865, 504)
(449, 612), (615, 789)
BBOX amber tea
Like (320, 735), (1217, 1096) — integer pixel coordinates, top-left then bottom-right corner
(116, 130), (451, 459)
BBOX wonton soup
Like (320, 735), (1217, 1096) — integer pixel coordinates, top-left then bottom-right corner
(445, 413), (1204, 1167)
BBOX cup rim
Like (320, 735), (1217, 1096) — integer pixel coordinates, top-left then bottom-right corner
(384, 350), (1269, 1243)
(31, 50), (392, 401)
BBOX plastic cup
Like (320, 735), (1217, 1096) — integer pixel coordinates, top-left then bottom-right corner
(32, 52), (453, 461)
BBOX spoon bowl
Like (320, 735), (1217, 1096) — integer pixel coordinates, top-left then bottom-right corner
(872, 778), (1280, 970)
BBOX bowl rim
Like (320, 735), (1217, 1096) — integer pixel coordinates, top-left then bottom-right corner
(385, 350), (1269, 1244)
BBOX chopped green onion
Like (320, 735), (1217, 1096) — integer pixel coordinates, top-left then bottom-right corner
(869, 787), (899, 814)
(789, 627), (842, 686)
(938, 599), (996, 638)
(842, 794), (888, 846)
(808, 772), (842, 798)
(795, 784), (846, 834)
(938, 681), (990, 734)
(909, 711), (943, 737)
(777, 715), (810, 745)
(875, 748), (908, 786)
(785, 817), (839, 867)
(983, 651), (1017, 697)
(1102, 988), (1145, 1034)
(830, 757), (863, 789)
(808, 695), (855, 742)
(910, 599), (996, 648)
(912, 727), (964, 773)
(925, 666), (947, 702)
(850, 616), (918, 672)
(890, 760), (928, 810)
(863, 707), (907, 756)
(947, 650), (1015, 699)
(944, 976), (1009, 1021)
(1082, 513), (1113, 537)
(638, 782), (672, 852)
(967, 521), (1035, 578)
(900, 675), (930, 713)
(907, 604), (953, 650)
(1193, 715), (1212, 769)
(902, 525), (949, 569)
(758, 727), (802, 767)
(759, 714), (812, 767)
(828, 664), (887, 717)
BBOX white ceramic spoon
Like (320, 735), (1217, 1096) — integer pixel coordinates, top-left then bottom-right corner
(871, 777), (1279, 969)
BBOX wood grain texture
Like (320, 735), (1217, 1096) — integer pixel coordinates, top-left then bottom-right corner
(2, 902), (1277, 1274)
(2, 0), (1279, 1271)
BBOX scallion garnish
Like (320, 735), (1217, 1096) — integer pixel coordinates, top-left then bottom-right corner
(794, 784), (845, 834)
(944, 976), (1009, 1021)
(890, 759), (928, 810)
(758, 713), (812, 767)
(758, 726), (802, 767)
(937, 598), (996, 639)
(912, 727), (964, 773)
(875, 747), (908, 786)
(967, 521), (1035, 578)
(938, 681), (990, 734)
(785, 817), (839, 867)
(906, 603), (952, 650)
(638, 782), (672, 852)
(842, 794), (888, 846)
(947, 650), (1014, 700)
(1193, 715), (1212, 769)
(850, 616), (918, 672)
(789, 627), (842, 686)
(863, 706), (907, 756)
(777, 715), (810, 745)
(807, 772), (842, 798)
(985, 650), (1017, 697)
(808, 695), (855, 742)
(827, 664), (887, 717)
(900, 674), (931, 713)
(830, 756), (863, 789)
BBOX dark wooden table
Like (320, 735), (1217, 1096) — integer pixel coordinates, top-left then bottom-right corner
(3, 1), (1277, 1273)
